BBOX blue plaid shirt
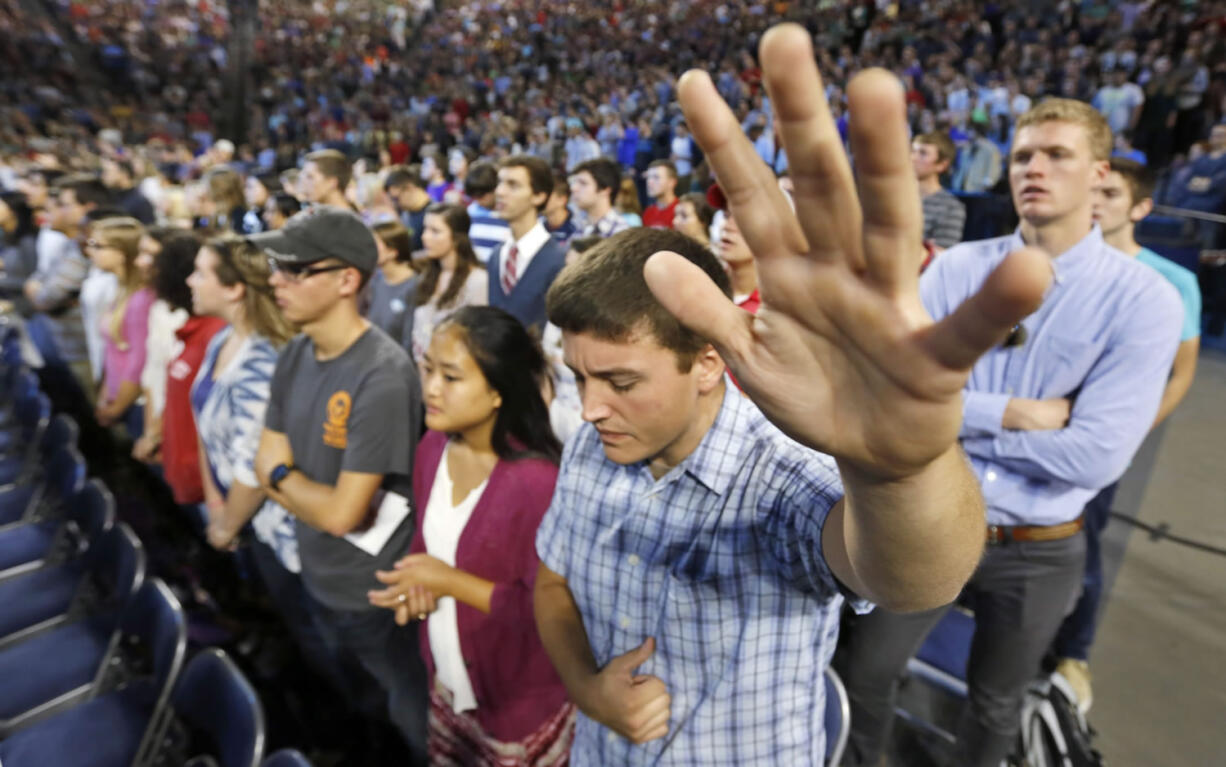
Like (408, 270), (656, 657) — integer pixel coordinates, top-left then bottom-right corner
(536, 386), (867, 766)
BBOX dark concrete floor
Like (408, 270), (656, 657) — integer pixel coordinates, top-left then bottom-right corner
(1091, 348), (1226, 766)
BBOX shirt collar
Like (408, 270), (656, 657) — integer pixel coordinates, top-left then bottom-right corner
(1010, 224), (1105, 284)
(506, 220), (550, 257)
(669, 383), (744, 496)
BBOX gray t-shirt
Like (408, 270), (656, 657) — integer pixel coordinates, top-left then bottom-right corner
(266, 325), (422, 611)
(366, 271), (418, 352)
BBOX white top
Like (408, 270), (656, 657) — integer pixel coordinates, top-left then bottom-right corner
(423, 441), (489, 713)
(79, 267), (118, 383)
(140, 300), (189, 415)
(410, 268), (489, 364)
(496, 220), (551, 290)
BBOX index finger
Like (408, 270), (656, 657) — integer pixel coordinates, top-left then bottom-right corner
(677, 70), (806, 260)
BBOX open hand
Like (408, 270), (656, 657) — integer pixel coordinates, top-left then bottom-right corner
(644, 25), (1051, 480)
(585, 637), (671, 744)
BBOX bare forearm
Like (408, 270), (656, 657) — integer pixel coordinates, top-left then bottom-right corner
(1152, 339), (1198, 428)
(270, 472), (371, 536)
(836, 446), (984, 612)
(534, 567), (600, 709)
(447, 569), (495, 614)
(217, 481), (268, 538)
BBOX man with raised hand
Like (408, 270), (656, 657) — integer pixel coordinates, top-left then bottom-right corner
(532, 24), (1052, 767)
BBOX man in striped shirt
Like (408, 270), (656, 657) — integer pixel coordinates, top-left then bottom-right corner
(913, 131), (967, 250)
(464, 162), (510, 264)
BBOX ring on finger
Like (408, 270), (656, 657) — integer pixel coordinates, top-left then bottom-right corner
(398, 594), (407, 603)
(417, 613), (427, 621)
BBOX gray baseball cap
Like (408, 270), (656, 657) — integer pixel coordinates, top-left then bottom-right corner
(247, 205), (377, 274)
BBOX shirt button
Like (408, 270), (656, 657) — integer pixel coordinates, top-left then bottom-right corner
(627, 554), (640, 567)
(620, 616), (631, 629)
(986, 470), (998, 482)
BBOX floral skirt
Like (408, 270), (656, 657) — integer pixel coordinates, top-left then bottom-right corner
(427, 680), (576, 767)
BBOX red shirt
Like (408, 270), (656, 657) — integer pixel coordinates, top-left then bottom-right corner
(642, 198), (678, 229)
(161, 316), (225, 504)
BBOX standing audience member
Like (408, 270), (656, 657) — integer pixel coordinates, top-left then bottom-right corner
(201, 167), (248, 233)
(614, 178), (643, 228)
(263, 193), (301, 231)
(1168, 123), (1226, 251)
(540, 236), (602, 446)
(642, 161), (679, 229)
(152, 231), (226, 506)
(411, 204), (489, 364)
(489, 156), (566, 335)
(422, 153), (453, 203)
(1050, 157), (1203, 710)
(53, 176), (116, 388)
(671, 192), (715, 252)
(252, 207), (429, 764)
(912, 132), (967, 250)
(570, 159), (630, 238)
(300, 150), (355, 209)
(465, 162), (511, 264)
(101, 157), (156, 224)
(0, 192), (39, 296)
(86, 217), (157, 437)
(370, 307), (575, 766)
(717, 210), (760, 314)
(368, 219), (419, 352)
(385, 165), (433, 251)
(839, 99), (1183, 767)
(132, 229), (192, 464)
(243, 171), (281, 234)
(541, 174), (578, 248)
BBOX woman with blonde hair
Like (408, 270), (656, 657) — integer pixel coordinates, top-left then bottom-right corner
(86, 217), (156, 436)
(201, 167), (247, 233)
(614, 176), (642, 227)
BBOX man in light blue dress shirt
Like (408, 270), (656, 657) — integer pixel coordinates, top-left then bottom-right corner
(838, 100), (1184, 766)
(532, 26), (1058, 767)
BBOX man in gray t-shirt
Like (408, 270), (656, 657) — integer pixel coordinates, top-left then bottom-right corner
(252, 206), (427, 765)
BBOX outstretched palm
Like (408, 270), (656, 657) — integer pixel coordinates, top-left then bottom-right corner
(645, 25), (1050, 479)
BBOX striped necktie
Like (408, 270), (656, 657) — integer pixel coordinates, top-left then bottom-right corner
(502, 243), (519, 295)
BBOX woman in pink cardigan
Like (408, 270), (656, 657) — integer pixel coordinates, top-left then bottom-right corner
(368, 306), (573, 766)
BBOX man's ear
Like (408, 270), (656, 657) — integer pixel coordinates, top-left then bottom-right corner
(338, 267), (365, 298)
(693, 344), (726, 394)
(1129, 197), (1154, 224)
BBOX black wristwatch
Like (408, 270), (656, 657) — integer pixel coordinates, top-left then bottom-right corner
(269, 462), (296, 492)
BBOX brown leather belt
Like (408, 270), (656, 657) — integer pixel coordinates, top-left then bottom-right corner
(986, 516), (1085, 545)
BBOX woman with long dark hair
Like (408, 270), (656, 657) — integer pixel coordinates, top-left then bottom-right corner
(369, 306), (573, 767)
(0, 191), (39, 297)
(409, 203), (487, 363)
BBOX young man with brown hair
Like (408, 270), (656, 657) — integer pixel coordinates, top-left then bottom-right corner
(642, 160), (679, 229)
(570, 157), (630, 238)
(384, 164), (431, 250)
(912, 131), (966, 250)
(489, 155), (566, 333)
(299, 149), (353, 208)
(839, 98), (1183, 766)
(531, 25), (1057, 766)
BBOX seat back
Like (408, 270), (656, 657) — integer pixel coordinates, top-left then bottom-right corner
(69, 479), (115, 557)
(126, 579), (188, 767)
(915, 607), (975, 683)
(824, 666), (850, 767)
(169, 648), (266, 767)
(44, 444), (87, 508)
(41, 414), (79, 456)
(262, 749), (313, 767)
(88, 522), (146, 614)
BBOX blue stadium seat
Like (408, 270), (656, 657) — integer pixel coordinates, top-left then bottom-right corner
(0, 444), (86, 531)
(0, 476), (114, 579)
(262, 749), (313, 767)
(0, 390), (49, 461)
(0, 578), (188, 767)
(0, 518), (142, 650)
(0, 414), (78, 488)
(893, 606), (976, 744)
(160, 648), (266, 767)
(824, 666), (850, 767)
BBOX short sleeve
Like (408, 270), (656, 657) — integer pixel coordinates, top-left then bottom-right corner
(340, 367), (414, 477)
(535, 435), (584, 578)
(264, 344), (292, 432)
(1174, 271), (1203, 342)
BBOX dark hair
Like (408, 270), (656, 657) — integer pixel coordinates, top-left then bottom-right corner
(464, 161), (499, 199)
(570, 157), (620, 195)
(252, 169), (282, 196)
(435, 306), (561, 463)
(680, 192), (716, 232)
(567, 235), (602, 255)
(498, 155), (553, 212)
(547, 228), (732, 371)
(24, 167), (63, 187)
(384, 164), (425, 193)
(372, 219), (415, 264)
(269, 193), (301, 221)
(106, 157), (136, 183)
(56, 174), (111, 209)
(552, 173), (571, 196)
(648, 159), (678, 180)
(305, 149), (353, 190)
(0, 191), (37, 241)
(153, 233), (202, 313)
(415, 203), (483, 309)
(1109, 157), (1155, 204)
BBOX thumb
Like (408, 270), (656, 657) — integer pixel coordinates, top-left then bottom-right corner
(644, 251), (753, 365)
(614, 636), (656, 673)
(374, 569), (400, 584)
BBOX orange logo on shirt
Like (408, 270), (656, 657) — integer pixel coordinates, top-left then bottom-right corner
(323, 391), (351, 448)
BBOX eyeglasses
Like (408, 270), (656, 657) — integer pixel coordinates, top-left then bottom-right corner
(266, 257), (349, 282)
(84, 239), (114, 250)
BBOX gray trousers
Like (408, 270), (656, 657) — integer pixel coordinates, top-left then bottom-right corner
(837, 533), (1086, 767)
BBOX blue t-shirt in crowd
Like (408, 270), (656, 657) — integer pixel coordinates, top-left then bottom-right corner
(1136, 247), (1202, 342)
